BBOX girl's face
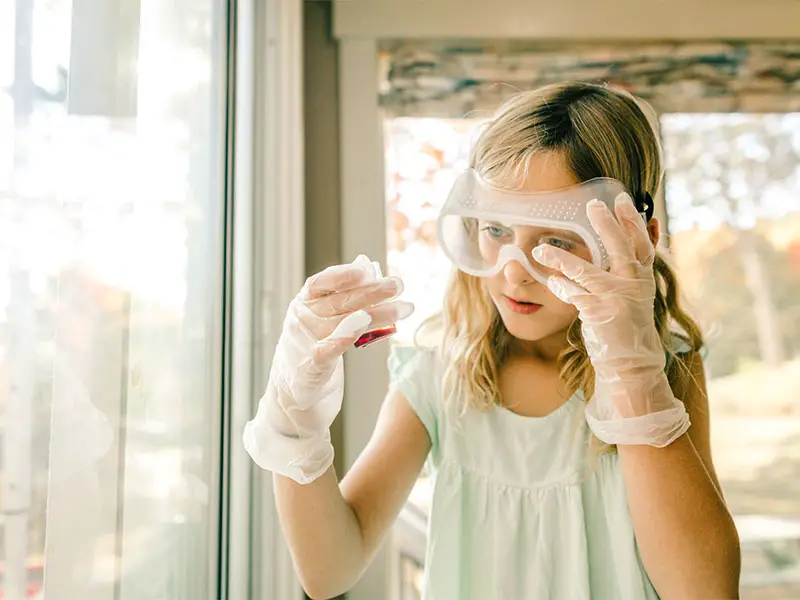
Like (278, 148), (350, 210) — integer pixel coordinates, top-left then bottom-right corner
(482, 153), (661, 351)
(482, 154), (584, 346)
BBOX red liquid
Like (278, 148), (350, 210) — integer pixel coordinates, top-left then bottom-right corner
(354, 324), (397, 348)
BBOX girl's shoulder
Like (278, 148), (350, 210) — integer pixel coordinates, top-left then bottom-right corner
(388, 344), (442, 448)
(388, 344), (439, 383)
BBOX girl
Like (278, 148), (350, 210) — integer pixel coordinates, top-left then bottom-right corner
(244, 82), (741, 599)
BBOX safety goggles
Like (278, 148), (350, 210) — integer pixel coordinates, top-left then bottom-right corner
(436, 169), (646, 285)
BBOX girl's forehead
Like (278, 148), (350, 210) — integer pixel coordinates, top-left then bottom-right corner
(515, 153), (581, 194)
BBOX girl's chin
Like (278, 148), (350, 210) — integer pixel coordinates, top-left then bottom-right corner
(497, 307), (576, 343)
(504, 323), (566, 343)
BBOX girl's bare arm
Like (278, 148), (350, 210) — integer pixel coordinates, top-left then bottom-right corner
(274, 389), (430, 599)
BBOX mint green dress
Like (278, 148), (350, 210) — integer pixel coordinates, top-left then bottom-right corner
(388, 343), (680, 600)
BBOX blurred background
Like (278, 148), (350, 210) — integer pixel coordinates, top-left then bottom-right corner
(0, 1), (798, 599)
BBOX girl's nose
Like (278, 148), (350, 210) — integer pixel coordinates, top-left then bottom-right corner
(503, 258), (533, 286)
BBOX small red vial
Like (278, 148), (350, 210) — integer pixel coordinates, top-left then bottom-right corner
(354, 324), (397, 349)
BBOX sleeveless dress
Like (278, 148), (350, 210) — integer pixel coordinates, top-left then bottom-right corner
(388, 339), (692, 600)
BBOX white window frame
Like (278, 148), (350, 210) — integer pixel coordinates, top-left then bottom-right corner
(227, 1), (304, 599)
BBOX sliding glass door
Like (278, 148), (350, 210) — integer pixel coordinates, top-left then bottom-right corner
(0, 1), (230, 598)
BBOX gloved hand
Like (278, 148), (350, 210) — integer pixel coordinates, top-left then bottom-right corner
(243, 255), (414, 483)
(532, 193), (690, 448)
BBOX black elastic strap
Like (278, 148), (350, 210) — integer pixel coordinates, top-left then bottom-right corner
(635, 191), (654, 221)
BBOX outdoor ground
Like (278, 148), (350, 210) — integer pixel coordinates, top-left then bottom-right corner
(709, 359), (800, 599)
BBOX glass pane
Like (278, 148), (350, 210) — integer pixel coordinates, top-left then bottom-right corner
(662, 113), (800, 599)
(384, 118), (484, 344)
(0, 1), (227, 599)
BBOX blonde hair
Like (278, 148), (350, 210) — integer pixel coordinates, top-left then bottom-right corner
(419, 82), (704, 438)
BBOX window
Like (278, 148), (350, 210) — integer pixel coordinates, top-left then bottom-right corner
(0, 1), (229, 598)
(384, 117), (483, 344)
(662, 113), (800, 595)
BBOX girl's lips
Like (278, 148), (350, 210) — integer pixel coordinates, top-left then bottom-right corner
(504, 296), (543, 315)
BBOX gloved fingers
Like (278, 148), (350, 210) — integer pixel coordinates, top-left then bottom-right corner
(301, 259), (375, 301)
(546, 275), (634, 329)
(297, 300), (414, 364)
(545, 274), (588, 306)
(532, 244), (606, 292)
(587, 197), (638, 277)
(313, 309), (374, 362)
(363, 299), (415, 330)
(306, 276), (403, 318)
(614, 193), (655, 266)
(314, 301), (415, 355)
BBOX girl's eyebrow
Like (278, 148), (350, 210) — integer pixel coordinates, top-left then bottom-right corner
(479, 222), (588, 245)
(541, 229), (585, 244)
(516, 227), (586, 245)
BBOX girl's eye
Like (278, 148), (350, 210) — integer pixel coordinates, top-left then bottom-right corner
(543, 237), (576, 251)
(481, 224), (513, 241)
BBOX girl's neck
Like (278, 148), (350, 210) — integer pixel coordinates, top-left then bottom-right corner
(508, 329), (570, 363)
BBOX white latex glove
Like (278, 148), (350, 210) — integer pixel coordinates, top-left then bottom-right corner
(532, 193), (690, 448)
(243, 255), (415, 483)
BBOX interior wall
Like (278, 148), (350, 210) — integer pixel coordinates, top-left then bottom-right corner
(304, 1), (341, 276)
(334, 0), (800, 39)
(303, 0), (345, 473)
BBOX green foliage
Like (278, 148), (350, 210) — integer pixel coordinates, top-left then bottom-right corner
(661, 114), (800, 377)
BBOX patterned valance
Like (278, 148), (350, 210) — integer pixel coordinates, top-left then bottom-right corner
(378, 40), (800, 117)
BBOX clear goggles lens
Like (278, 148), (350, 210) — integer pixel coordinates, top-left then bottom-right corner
(436, 170), (632, 284)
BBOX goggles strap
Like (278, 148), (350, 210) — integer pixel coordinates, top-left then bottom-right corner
(635, 191), (654, 221)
